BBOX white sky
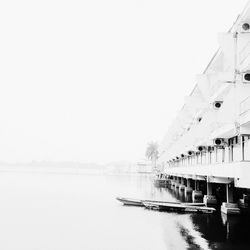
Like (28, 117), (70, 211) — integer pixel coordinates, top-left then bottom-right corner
(0, 0), (248, 164)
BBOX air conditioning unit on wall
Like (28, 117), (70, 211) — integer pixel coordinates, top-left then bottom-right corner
(187, 151), (194, 156)
(197, 146), (206, 152)
(213, 138), (226, 146)
(213, 101), (223, 109)
(242, 71), (250, 83)
(241, 21), (250, 32)
(207, 146), (214, 152)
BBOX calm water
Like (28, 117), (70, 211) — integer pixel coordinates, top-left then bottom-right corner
(0, 168), (250, 250)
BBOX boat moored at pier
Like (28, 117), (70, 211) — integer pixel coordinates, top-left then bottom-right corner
(116, 197), (205, 207)
(143, 201), (216, 214)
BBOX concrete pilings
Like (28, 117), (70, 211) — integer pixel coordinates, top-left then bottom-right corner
(192, 180), (203, 202)
(203, 182), (217, 206)
(163, 175), (243, 215)
(174, 182), (179, 190)
(178, 177), (185, 191)
(221, 184), (240, 215)
(192, 190), (203, 202)
(184, 178), (193, 196)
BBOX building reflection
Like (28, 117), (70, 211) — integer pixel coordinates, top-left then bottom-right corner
(153, 184), (250, 249)
(190, 212), (250, 249)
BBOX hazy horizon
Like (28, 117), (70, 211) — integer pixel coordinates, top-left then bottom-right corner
(0, 0), (248, 164)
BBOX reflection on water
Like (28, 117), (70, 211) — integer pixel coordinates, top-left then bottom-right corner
(0, 170), (249, 250)
(191, 211), (250, 250)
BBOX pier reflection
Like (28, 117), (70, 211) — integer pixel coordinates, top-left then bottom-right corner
(190, 212), (250, 249)
(154, 183), (250, 250)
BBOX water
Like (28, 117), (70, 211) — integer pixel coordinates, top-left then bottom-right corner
(0, 169), (249, 250)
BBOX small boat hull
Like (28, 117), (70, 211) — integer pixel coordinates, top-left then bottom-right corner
(116, 197), (206, 207)
(143, 201), (216, 214)
(116, 197), (144, 206)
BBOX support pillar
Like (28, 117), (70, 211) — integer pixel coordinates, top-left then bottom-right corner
(192, 180), (203, 202)
(196, 180), (200, 191)
(221, 183), (240, 215)
(175, 177), (180, 190)
(181, 178), (185, 185)
(203, 181), (217, 206)
(185, 178), (193, 195)
(171, 177), (176, 188)
(171, 179), (175, 189)
(207, 182), (212, 195)
(226, 184), (234, 203)
(179, 177), (185, 191)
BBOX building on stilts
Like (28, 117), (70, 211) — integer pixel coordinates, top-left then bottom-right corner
(158, 2), (250, 215)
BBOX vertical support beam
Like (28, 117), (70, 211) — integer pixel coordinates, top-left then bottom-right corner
(174, 176), (179, 190)
(192, 179), (203, 202)
(225, 146), (229, 163)
(185, 178), (193, 196)
(203, 181), (217, 206)
(221, 183), (240, 215)
(215, 147), (218, 163)
(181, 177), (185, 185)
(195, 180), (200, 191)
(222, 147), (225, 162)
(231, 144), (234, 162)
(208, 151), (211, 164)
(179, 177), (185, 191)
(207, 182), (213, 195)
(242, 135), (245, 161)
(226, 183), (234, 203)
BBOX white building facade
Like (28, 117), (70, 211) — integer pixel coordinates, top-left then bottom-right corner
(158, 3), (250, 214)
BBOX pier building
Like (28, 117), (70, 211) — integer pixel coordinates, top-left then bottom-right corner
(158, 2), (250, 214)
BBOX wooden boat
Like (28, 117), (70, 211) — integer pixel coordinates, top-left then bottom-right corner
(116, 197), (205, 207)
(143, 201), (216, 214)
